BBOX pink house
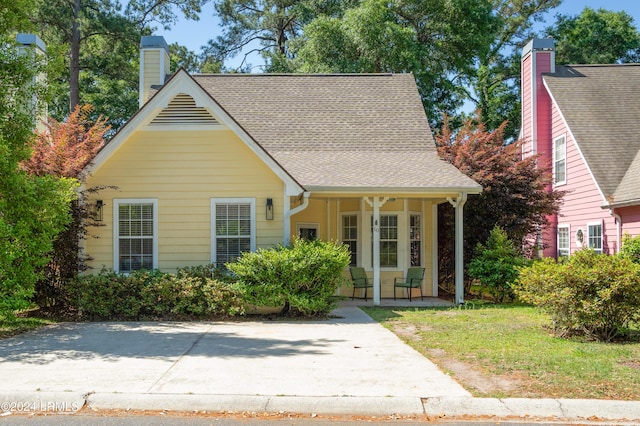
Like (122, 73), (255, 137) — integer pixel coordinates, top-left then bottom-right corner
(521, 39), (640, 257)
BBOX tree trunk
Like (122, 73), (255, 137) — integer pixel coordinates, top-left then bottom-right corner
(69, 0), (81, 111)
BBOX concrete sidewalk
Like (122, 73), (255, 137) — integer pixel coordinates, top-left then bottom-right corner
(0, 305), (639, 423)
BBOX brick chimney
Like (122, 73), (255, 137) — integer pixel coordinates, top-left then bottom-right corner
(139, 36), (170, 107)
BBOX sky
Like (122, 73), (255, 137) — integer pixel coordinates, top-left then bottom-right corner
(156, 0), (640, 69)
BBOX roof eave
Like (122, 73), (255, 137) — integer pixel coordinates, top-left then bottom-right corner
(303, 185), (483, 196)
(602, 198), (640, 209)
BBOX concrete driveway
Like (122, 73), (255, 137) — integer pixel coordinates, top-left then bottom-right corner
(0, 305), (469, 415)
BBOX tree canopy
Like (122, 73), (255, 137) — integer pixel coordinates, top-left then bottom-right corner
(469, 0), (561, 140)
(30, 0), (206, 131)
(545, 7), (640, 64)
(207, 0), (563, 132)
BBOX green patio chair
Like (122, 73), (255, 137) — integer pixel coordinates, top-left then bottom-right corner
(349, 267), (373, 301)
(393, 267), (425, 301)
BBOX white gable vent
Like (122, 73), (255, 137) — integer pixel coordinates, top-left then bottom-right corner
(149, 93), (220, 126)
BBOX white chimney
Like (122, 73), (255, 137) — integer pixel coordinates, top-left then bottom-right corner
(139, 36), (170, 108)
(16, 33), (47, 129)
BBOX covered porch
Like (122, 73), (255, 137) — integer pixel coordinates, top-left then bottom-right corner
(285, 192), (472, 306)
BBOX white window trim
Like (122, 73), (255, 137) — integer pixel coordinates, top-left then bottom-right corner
(587, 220), (604, 253)
(296, 222), (320, 239)
(557, 224), (570, 258)
(553, 134), (567, 186)
(113, 198), (159, 273)
(340, 212), (359, 267)
(211, 198), (256, 266)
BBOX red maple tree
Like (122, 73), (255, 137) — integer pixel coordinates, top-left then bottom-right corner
(23, 104), (109, 179)
(435, 115), (565, 294)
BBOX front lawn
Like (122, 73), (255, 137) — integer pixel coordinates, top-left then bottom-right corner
(363, 304), (640, 400)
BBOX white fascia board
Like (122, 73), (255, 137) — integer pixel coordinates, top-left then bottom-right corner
(303, 186), (483, 196)
(543, 78), (607, 203)
(85, 70), (304, 196)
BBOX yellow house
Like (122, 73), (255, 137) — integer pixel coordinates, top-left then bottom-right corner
(83, 36), (482, 305)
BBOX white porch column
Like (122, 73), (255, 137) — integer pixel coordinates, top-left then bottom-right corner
(365, 197), (389, 306)
(448, 193), (467, 305)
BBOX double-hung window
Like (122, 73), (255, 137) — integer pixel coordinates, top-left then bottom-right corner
(554, 135), (566, 185)
(557, 225), (570, 258)
(371, 215), (398, 268)
(588, 222), (603, 253)
(115, 199), (157, 273)
(342, 215), (358, 266)
(212, 199), (255, 266)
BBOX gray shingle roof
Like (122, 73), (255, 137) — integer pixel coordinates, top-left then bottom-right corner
(192, 73), (480, 192)
(543, 65), (640, 204)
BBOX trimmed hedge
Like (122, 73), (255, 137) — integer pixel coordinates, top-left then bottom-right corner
(68, 267), (245, 320)
(68, 240), (351, 320)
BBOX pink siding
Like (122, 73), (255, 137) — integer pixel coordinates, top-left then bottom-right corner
(522, 41), (626, 258)
(535, 52), (553, 162)
(521, 52), (553, 158)
(617, 206), (640, 237)
(521, 54), (533, 154)
(545, 100), (617, 255)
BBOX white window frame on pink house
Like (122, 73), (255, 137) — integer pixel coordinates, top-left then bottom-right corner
(553, 134), (567, 186)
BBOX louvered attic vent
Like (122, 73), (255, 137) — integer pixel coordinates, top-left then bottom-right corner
(149, 93), (219, 126)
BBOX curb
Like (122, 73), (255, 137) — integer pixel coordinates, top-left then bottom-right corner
(86, 393), (425, 416)
(423, 397), (640, 423)
(2, 392), (640, 422)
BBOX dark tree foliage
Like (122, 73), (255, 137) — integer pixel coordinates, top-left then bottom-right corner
(203, 0), (359, 72)
(0, 35), (76, 313)
(545, 7), (640, 64)
(31, 0), (205, 132)
(435, 115), (564, 295)
(469, 0), (561, 141)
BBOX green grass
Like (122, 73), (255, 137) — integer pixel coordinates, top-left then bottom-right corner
(0, 312), (55, 339)
(363, 304), (640, 400)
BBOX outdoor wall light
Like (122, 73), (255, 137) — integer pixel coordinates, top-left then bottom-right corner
(266, 198), (274, 220)
(95, 199), (104, 221)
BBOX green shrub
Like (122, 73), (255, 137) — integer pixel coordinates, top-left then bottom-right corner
(68, 268), (245, 320)
(467, 226), (527, 302)
(515, 249), (640, 341)
(228, 238), (351, 316)
(620, 233), (640, 264)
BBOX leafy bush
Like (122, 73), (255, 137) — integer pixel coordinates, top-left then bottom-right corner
(228, 238), (351, 316)
(68, 268), (245, 320)
(515, 249), (640, 341)
(467, 226), (527, 302)
(620, 233), (640, 264)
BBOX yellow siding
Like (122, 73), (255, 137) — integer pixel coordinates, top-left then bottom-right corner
(291, 198), (327, 240)
(85, 129), (284, 272)
(141, 50), (161, 105)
